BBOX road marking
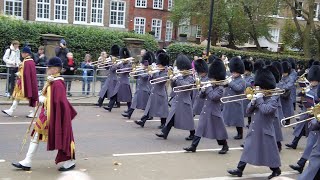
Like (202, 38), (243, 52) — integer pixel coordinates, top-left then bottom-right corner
(0, 122), (35, 125)
(113, 147), (242, 157)
(186, 171), (297, 180)
(0, 159), (6, 163)
(126, 119), (199, 123)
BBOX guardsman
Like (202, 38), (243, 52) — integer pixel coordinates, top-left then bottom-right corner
(96, 45), (120, 107)
(192, 58), (208, 116)
(122, 51), (154, 119)
(222, 57), (246, 140)
(271, 61), (285, 151)
(183, 59), (229, 154)
(156, 54), (195, 140)
(12, 57), (77, 171)
(242, 59), (254, 127)
(227, 66), (281, 179)
(279, 61), (294, 126)
(288, 58), (298, 111)
(286, 65), (320, 150)
(134, 53), (170, 129)
(2, 46), (38, 117)
(104, 47), (132, 112)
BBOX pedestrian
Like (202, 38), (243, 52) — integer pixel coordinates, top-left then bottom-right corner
(121, 51), (154, 119)
(155, 54), (195, 140)
(55, 39), (69, 63)
(222, 57), (246, 140)
(2, 46), (38, 117)
(81, 54), (94, 95)
(192, 58), (208, 116)
(184, 58), (229, 154)
(12, 57), (77, 172)
(62, 52), (77, 97)
(3, 40), (20, 97)
(227, 66), (282, 179)
(242, 58), (254, 127)
(34, 46), (47, 90)
(134, 53), (170, 128)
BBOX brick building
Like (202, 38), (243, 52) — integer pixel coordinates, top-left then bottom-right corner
(0, 0), (130, 30)
(127, 0), (176, 48)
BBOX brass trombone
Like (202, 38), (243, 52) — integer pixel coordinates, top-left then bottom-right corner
(149, 69), (194, 85)
(281, 104), (320, 128)
(220, 87), (286, 103)
(98, 57), (134, 68)
(129, 66), (154, 77)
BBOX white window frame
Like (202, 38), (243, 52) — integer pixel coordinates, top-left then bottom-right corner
(153, 0), (163, 10)
(54, 0), (68, 23)
(168, 0), (173, 11)
(91, 0), (104, 25)
(4, 0), (23, 19)
(152, 19), (162, 40)
(165, 20), (173, 41)
(314, 3), (320, 21)
(134, 17), (146, 34)
(196, 25), (202, 39)
(135, 0), (147, 8)
(109, 0), (126, 28)
(295, 1), (303, 19)
(74, 0), (88, 24)
(270, 28), (280, 43)
(36, 0), (51, 21)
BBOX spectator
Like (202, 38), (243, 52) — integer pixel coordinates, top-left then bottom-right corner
(2, 40), (21, 97)
(63, 52), (77, 96)
(97, 51), (109, 88)
(81, 54), (94, 95)
(34, 46), (47, 90)
(55, 39), (69, 63)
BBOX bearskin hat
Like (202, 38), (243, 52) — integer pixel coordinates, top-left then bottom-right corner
(254, 67), (276, 90)
(271, 61), (283, 77)
(288, 57), (296, 69)
(253, 59), (265, 73)
(141, 51), (155, 65)
(155, 49), (166, 57)
(208, 59), (226, 80)
(110, 45), (120, 57)
(309, 59), (315, 68)
(313, 61), (320, 66)
(265, 60), (271, 66)
(282, 61), (292, 74)
(229, 57), (245, 74)
(194, 59), (208, 74)
(156, 53), (169, 66)
(176, 54), (192, 70)
(208, 55), (219, 64)
(243, 59), (253, 72)
(307, 65), (320, 82)
(119, 47), (131, 59)
(267, 65), (280, 83)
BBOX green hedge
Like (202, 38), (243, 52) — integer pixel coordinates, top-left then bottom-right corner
(0, 15), (158, 63)
(167, 43), (308, 64)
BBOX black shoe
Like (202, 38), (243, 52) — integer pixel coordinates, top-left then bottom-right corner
(158, 124), (165, 129)
(67, 93), (72, 97)
(94, 103), (101, 107)
(219, 145), (229, 154)
(103, 106), (112, 112)
(289, 164), (303, 174)
(185, 135), (194, 141)
(234, 135), (243, 140)
(227, 169), (243, 177)
(268, 169), (281, 179)
(285, 143), (297, 149)
(134, 120), (145, 128)
(121, 112), (131, 119)
(114, 104), (120, 108)
(147, 117), (153, 120)
(183, 146), (196, 152)
(58, 164), (76, 172)
(155, 133), (167, 139)
(12, 162), (31, 171)
(240, 144), (244, 148)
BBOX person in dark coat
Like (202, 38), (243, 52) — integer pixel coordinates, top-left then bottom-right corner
(279, 61), (294, 126)
(243, 59), (254, 127)
(96, 45), (120, 107)
(222, 57), (246, 140)
(286, 65), (320, 149)
(192, 58), (208, 116)
(298, 120), (320, 180)
(134, 53), (170, 129)
(104, 47), (132, 112)
(55, 39), (69, 64)
(156, 54), (195, 140)
(34, 46), (47, 90)
(227, 66), (282, 179)
(184, 59), (229, 154)
(121, 51), (154, 119)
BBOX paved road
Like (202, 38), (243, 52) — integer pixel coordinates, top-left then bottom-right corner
(0, 105), (308, 180)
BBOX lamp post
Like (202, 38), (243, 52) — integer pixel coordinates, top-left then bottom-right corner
(206, 0), (214, 56)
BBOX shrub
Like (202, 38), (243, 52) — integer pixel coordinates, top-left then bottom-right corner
(0, 15), (158, 64)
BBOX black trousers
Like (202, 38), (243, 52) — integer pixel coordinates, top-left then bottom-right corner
(7, 67), (17, 95)
(237, 161), (280, 172)
(108, 94), (130, 110)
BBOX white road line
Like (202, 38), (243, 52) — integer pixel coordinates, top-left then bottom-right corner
(0, 159), (6, 163)
(113, 147), (242, 157)
(186, 171), (297, 180)
(0, 122), (35, 125)
(126, 119), (199, 123)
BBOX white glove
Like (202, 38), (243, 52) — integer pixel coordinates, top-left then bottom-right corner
(47, 75), (54, 81)
(172, 73), (182, 80)
(117, 61), (122, 65)
(15, 72), (20, 77)
(227, 77), (232, 83)
(39, 95), (46, 103)
(254, 92), (264, 99)
(251, 97), (257, 105)
(201, 84), (211, 92)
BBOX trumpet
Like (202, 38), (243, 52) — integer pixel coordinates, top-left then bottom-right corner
(220, 87), (285, 103)
(172, 77), (231, 93)
(149, 68), (194, 85)
(281, 103), (320, 128)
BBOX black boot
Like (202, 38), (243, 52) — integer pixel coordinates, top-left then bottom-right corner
(227, 161), (246, 177)
(95, 97), (104, 107)
(134, 115), (148, 128)
(277, 141), (282, 152)
(234, 127), (243, 140)
(289, 158), (306, 174)
(246, 117), (251, 128)
(268, 168), (281, 179)
(183, 136), (201, 152)
(218, 141), (229, 154)
(103, 106), (112, 112)
(285, 136), (301, 149)
(185, 130), (195, 141)
(122, 108), (134, 119)
(114, 102), (121, 108)
(158, 118), (166, 129)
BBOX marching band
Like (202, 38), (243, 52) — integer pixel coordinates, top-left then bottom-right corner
(3, 45), (320, 179)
